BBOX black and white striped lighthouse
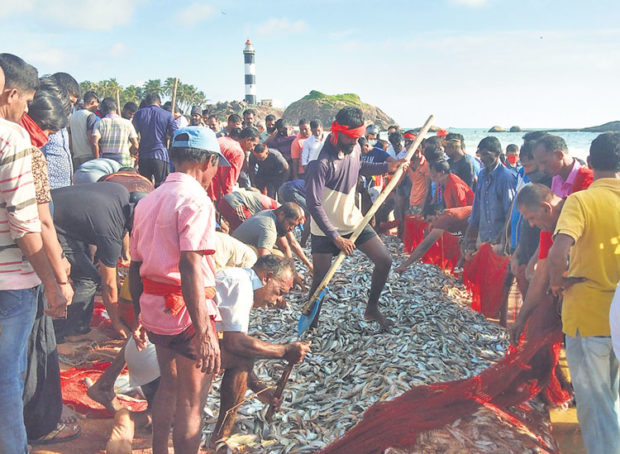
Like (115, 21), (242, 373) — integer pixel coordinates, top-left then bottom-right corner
(243, 39), (256, 105)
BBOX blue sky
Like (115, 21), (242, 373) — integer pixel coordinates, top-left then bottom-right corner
(2, 0), (619, 128)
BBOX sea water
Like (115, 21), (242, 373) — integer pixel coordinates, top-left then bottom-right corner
(449, 128), (600, 162)
(394, 127), (601, 162)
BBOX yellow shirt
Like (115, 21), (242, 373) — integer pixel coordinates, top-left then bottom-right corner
(554, 178), (620, 336)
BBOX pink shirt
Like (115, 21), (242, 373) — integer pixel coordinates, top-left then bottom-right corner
(551, 159), (581, 197)
(130, 172), (221, 335)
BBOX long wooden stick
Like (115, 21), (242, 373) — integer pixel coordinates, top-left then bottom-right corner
(170, 77), (179, 115)
(116, 89), (121, 115)
(267, 115), (435, 422)
(301, 114), (435, 314)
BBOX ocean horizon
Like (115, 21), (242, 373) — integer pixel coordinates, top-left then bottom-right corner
(398, 127), (599, 161)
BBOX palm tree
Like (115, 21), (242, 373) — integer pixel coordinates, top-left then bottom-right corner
(142, 79), (162, 97)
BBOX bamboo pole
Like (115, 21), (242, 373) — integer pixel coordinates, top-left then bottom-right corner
(266, 114), (436, 422)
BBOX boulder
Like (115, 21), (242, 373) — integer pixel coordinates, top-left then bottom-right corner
(509, 126), (522, 132)
(282, 90), (396, 130)
(488, 126), (505, 133)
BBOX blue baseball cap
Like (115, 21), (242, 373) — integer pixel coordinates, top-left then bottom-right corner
(171, 126), (230, 166)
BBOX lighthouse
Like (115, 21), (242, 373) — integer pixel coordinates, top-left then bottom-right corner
(243, 39), (256, 105)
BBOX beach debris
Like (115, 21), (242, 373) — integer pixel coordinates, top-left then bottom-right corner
(202, 236), (552, 453)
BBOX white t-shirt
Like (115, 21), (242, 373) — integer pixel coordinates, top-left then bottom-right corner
(301, 134), (325, 166)
(609, 281), (620, 359)
(215, 267), (262, 333)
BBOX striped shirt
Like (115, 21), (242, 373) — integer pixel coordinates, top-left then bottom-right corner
(0, 119), (42, 290)
(93, 114), (138, 167)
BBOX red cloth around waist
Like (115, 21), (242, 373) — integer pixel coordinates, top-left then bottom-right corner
(142, 278), (216, 317)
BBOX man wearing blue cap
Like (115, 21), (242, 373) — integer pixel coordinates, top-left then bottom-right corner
(129, 126), (229, 453)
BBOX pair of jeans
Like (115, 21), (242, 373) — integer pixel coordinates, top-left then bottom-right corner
(53, 232), (100, 343)
(23, 292), (62, 440)
(565, 333), (620, 454)
(0, 286), (39, 454)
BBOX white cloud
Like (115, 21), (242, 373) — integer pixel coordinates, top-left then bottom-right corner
(43, 0), (144, 30)
(27, 46), (67, 68)
(175, 3), (215, 26)
(108, 42), (128, 58)
(329, 29), (357, 40)
(0, 0), (36, 17)
(451, 0), (488, 6)
(257, 18), (307, 36)
(0, 0), (144, 30)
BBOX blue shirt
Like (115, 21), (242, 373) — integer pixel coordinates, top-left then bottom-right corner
(510, 168), (530, 249)
(132, 105), (177, 162)
(42, 128), (73, 189)
(361, 147), (390, 188)
(469, 161), (517, 243)
(361, 147), (390, 164)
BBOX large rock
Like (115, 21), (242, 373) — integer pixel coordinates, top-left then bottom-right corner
(488, 125), (505, 132)
(282, 90), (396, 129)
(204, 100), (284, 122)
(581, 121), (620, 132)
(509, 125), (522, 132)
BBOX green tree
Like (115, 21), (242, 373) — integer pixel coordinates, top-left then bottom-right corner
(121, 84), (143, 106)
(142, 79), (162, 97)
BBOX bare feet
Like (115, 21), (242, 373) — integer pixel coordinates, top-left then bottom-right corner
(364, 308), (395, 331)
(106, 408), (134, 454)
(60, 404), (84, 425)
(86, 378), (122, 413)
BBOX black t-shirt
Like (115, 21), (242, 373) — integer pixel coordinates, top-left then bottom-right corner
(52, 182), (131, 267)
(249, 149), (289, 186)
(448, 155), (475, 189)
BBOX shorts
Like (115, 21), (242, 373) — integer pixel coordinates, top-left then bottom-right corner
(146, 319), (216, 361)
(311, 225), (377, 255)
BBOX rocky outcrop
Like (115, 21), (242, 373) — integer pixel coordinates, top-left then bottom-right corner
(509, 126), (522, 132)
(488, 126), (505, 132)
(204, 100), (284, 122)
(282, 91), (396, 129)
(581, 121), (620, 132)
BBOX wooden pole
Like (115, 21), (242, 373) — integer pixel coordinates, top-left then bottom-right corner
(266, 114), (436, 422)
(116, 89), (121, 115)
(301, 114), (436, 314)
(170, 77), (179, 116)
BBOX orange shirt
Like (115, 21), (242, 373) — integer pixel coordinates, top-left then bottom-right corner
(408, 156), (430, 207)
(290, 134), (307, 175)
(443, 173), (474, 209)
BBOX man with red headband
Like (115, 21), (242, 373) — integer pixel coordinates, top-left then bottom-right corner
(305, 107), (407, 330)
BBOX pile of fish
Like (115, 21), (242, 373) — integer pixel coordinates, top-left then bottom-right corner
(202, 237), (552, 453)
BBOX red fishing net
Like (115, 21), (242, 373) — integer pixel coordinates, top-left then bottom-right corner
(320, 294), (571, 453)
(61, 362), (148, 418)
(402, 216), (461, 273)
(463, 243), (511, 317)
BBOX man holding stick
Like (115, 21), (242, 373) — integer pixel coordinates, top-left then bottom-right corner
(305, 107), (407, 330)
(209, 255), (311, 448)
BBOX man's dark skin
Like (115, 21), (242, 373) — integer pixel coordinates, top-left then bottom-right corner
(308, 130), (407, 330)
(461, 146), (503, 257)
(210, 262), (310, 449)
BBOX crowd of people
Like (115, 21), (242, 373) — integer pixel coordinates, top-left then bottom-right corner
(0, 51), (618, 454)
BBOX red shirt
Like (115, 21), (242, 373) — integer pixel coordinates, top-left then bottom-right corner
(538, 166), (594, 259)
(207, 137), (245, 201)
(443, 173), (475, 209)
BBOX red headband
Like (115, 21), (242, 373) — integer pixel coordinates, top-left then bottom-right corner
(437, 129), (448, 138)
(330, 122), (366, 146)
(404, 132), (417, 141)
